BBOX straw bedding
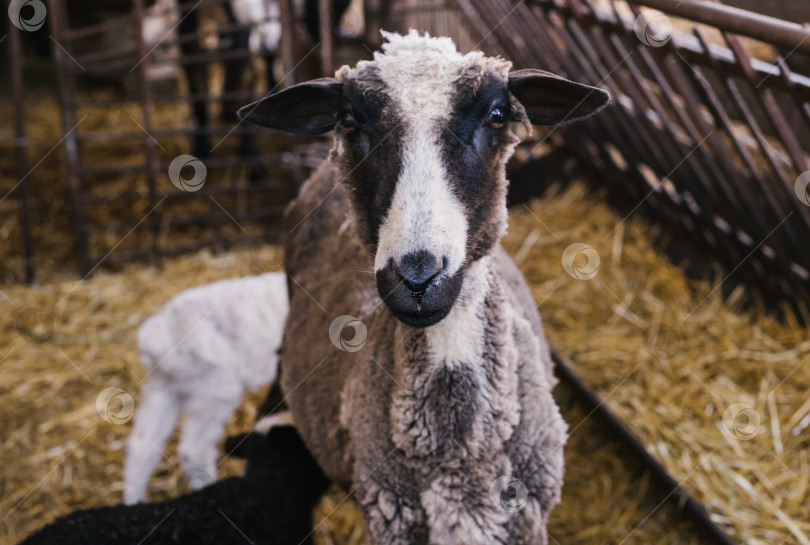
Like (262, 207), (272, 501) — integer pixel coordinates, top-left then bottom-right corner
(2, 181), (807, 544)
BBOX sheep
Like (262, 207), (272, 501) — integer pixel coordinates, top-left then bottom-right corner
(124, 271), (288, 505)
(142, 0), (351, 162)
(237, 30), (610, 545)
(20, 424), (330, 545)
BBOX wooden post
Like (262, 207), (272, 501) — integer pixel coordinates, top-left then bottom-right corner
(278, 0), (301, 85)
(319, 0), (334, 76)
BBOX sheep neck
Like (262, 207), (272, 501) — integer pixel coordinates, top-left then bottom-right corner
(389, 254), (521, 460)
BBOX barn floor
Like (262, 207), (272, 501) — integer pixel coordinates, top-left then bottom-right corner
(2, 181), (807, 544)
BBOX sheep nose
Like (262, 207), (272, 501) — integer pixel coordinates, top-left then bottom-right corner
(394, 251), (445, 296)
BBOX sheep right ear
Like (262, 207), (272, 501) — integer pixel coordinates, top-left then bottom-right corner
(237, 78), (343, 134)
(508, 69), (610, 125)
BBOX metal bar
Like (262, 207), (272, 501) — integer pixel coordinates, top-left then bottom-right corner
(134, 0), (163, 268)
(79, 182), (290, 206)
(279, 0), (301, 85)
(627, 0), (810, 55)
(100, 231), (283, 264)
(724, 32), (808, 173)
(319, 0), (334, 76)
(86, 205), (286, 232)
(532, 4), (658, 207)
(559, 3), (757, 288)
(68, 48), (256, 76)
(775, 56), (810, 133)
(60, 14), (133, 41)
(688, 29), (808, 266)
(75, 90), (261, 108)
(583, 10), (743, 244)
(531, 0), (810, 99)
(446, 0), (507, 56)
(552, 352), (737, 545)
(9, 24), (35, 283)
(546, 9), (674, 214)
(77, 155), (286, 177)
(75, 125), (279, 143)
(49, 0), (91, 276)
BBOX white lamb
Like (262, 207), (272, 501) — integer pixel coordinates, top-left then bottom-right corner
(124, 271), (289, 505)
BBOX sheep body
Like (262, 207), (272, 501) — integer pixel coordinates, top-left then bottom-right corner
(20, 425), (329, 545)
(124, 271), (288, 505)
(240, 30), (608, 545)
(282, 164), (566, 545)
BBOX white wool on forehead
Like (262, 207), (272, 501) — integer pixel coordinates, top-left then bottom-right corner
(335, 30), (512, 118)
(373, 30), (467, 115)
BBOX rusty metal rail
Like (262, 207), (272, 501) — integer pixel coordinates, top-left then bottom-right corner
(632, 0), (810, 55)
(39, 0), (331, 278)
(0, 0), (341, 281)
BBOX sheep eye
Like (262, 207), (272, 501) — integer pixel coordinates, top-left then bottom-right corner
(488, 108), (506, 129)
(341, 115), (357, 133)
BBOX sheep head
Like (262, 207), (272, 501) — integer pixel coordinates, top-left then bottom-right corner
(239, 31), (609, 327)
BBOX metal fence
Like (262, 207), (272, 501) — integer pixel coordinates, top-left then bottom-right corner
(390, 0), (810, 322)
(2, 0), (342, 281)
(3, 0), (810, 321)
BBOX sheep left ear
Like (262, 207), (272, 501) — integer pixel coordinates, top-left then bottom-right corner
(508, 69), (610, 125)
(237, 78), (344, 134)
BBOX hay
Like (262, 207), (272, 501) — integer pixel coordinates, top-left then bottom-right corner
(2, 181), (807, 544)
(0, 246), (283, 543)
(501, 182), (810, 545)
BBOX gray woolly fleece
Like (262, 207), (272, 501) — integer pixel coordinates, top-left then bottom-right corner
(278, 30), (567, 545)
(280, 162), (566, 545)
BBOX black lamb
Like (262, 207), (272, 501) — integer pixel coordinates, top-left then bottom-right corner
(19, 425), (330, 545)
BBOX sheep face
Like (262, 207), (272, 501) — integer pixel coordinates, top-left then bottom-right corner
(239, 31), (609, 328)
